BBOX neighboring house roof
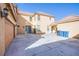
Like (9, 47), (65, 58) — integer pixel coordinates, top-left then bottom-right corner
(49, 16), (79, 26)
(58, 16), (79, 24)
(18, 11), (54, 22)
(18, 11), (54, 18)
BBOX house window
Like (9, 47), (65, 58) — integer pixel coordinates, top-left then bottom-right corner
(30, 16), (32, 21)
(38, 15), (40, 21)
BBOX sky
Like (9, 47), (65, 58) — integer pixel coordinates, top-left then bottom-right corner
(16, 3), (79, 21)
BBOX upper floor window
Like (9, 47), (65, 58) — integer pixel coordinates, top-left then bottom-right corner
(30, 16), (32, 21)
(38, 15), (40, 21)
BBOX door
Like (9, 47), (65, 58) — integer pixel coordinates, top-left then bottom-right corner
(5, 20), (14, 48)
(25, 26), (32, 33)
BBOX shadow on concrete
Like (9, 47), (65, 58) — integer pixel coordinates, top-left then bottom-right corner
(24, 39), (79, 56)
(5, 34), (42, 56)
(5, 34), (79, 56)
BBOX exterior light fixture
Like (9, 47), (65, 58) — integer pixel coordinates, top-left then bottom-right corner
(1, 8), (8, 17)
(16, 24), (20, 27)
(17, 25), (20, 27)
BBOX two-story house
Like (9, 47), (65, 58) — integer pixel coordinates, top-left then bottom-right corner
(31, 12), (54, 34)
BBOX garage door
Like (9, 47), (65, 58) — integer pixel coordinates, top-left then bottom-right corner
(5, 20), (14, 48)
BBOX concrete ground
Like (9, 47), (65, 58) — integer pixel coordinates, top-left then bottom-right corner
(5, 33), (79, 56)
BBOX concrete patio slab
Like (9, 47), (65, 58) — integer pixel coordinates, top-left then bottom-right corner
(5, 33), (79, 56)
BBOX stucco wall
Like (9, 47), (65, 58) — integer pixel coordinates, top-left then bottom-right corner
(0, 3), (17, 55)
(17, 15), (33, 34)
(32, 14), (54, 33)
(21, 15), (32, 24)
(5, 5), (16, 48)
(5, 19), (14, 48)
(0, 3), (6, 56)
(36, 15), (54, 33)
(40, 15), (50, 33)
(0, 18), (5, 56)
(57, 21), (79, 38)
(17, 15), (26, 34)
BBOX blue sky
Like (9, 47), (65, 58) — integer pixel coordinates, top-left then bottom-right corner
(16, 3), (79, 21)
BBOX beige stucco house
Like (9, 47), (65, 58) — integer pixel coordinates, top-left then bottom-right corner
(50, 16), (79, 38)
(18, 11), (54, 34)
(0, 3), (18, 55)
(17, 11), (33, 34)
(32, 12), (54, 34)
(57, 16), (79, 38)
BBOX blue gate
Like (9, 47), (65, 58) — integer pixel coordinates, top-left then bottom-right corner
(57, 31), (69, 37)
